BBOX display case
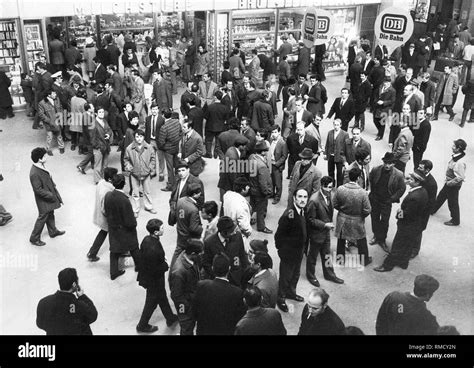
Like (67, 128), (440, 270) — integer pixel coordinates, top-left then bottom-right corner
(68, 15), (96, 49)
(0, 20), (21, 70)
(99, 13), (155, 49)
(231, 11), (276, 64)
(277, 10), (304, 54)
(23, 20), (46, 73)
(156, 13), (183, 44)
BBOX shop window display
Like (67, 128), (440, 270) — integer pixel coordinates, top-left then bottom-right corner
(0, 20), (23, 106)
(68, 16), (96, 49)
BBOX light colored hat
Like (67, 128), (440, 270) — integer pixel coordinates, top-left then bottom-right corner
(51, 71), (62, 79)
(85, 37), (94, 45)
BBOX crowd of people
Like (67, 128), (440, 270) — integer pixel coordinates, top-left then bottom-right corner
(1, 22), (470, 335)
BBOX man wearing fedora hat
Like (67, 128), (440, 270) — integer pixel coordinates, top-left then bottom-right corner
(376, 274), (440, 334)
(248, 141), (273, 234)
(368, 152), (406, 253)
(202, 216), (249, 287)
(287, 121), (319, 179)
(374, 170), (429, 272)
(287, 147), (322, 208)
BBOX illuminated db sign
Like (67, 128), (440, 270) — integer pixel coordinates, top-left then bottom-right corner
(302, 7), (318, 48)
(374, 7), (414, 49)
(381, 14), (407, 34)
(313, 9), (335, 46)
(318, 16), (329, 33)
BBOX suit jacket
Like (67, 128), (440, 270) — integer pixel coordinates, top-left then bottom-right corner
(288, 162), (322, 207)
(218, 147), (246, 191)
(341, 137), (371, 165)
(412, 118), (431, 154)
(248, 154), (272, 197)
(292, 110), (314, 128)
(298, 305), (345, 335)
(92, 64), (107, 86)
(235, 307), (286, 335)
(287, 133), (319, 162)
(393, 127), (414, 164)
(307, 190), (333, 243)
(294, 81), (309, 99)
(187, 106), (204, 137)
(354, 80), (372, 112)
(170, 174), (205, 210)
(324, 129), (349, 163)
(205, 102), (230, 132)
(144, 114), (165, 143)
(305, 124), (323, 152)
(397, 187), (429, 231)
(151, 79), (172, 110)
(90, 119), (113, 153)
(374, 85), (396, 118)
(176, 196), (203, 241)
(421, 174), (437, 230)
(248, 269), (279, 308)
(327, 97), (355, 129)
(30, 165), (62, 214)
(369, 165), (406, 203)
(275, 205), (307, 259)
(169, 252), (200, 314)
(215, 129), (247, 160)
(374, 44), (388, 61)
(402, 50), (419, 70)
(296, 46), (311, 76)
(180, 90), (201, 116)
(36, 291), (97, 335)
(192, 279), (246, 335)
(251, 100), (274, 131)
(180, 130), (205, 176)
(343, 161), (370, 190)
(242, 127), (257, 156)
(137, 235), (169, 289)
(271, 136), (288, 171)
(229, 55), (246, 79)
(435, 72), (459, 106)
(104, 190), (139, 253)
(199, 80), (219, 106)
(399, 93), (422, 114)
(221, 90), (238, 114)
(420, 80), (436, 108)
(116, 112), (130, 138)
(306, 83), (324, 116)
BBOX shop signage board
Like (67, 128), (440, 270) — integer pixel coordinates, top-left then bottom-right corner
(374, 7), (414, 50)
(313, 9), (335, 46)
(301, 7), (318, 48)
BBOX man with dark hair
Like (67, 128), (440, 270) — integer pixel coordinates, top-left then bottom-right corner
(215, 117), (246, 160)
(201, 201), (219, 240)
(104, 174), (140, 280)
(324, 119), (349, 187)
(343, 148), (371, 190)
(269, 125), (287, 204)
(151, 70), (172, 110)
(276, 188), (308, 313)
(412, 108), (431, 168)
(341, 126), (371, 168)
(251, 90), (274, 131)
(29, 147), (65, 247)
(36, 268), (97, 335)
(192, 254), (246, 335)
(172, 181), (203, 267)
(420, 72), (436, 115)
(105, 35), (121, 69)
(298, 288), (345, 335)
(376, 274), (440, 335)
(375, 170), (429, 272)
(158, 109), (182, 191)
(221, 60), (233, 86)
(235, 286), (286, 335)
(240, 117), (257, 156)
(107, 64), (125, 100)
(221, 80), (238, 117)
(334, 167), (372, 267)
(305, 74), (326, 117)
(103, 78), (123, 145)
(125, 129), (156, 217)
(353, 71), (372, 132)
(87, 167), (117, 262)
(373, 77), (396, 140)
(431, 139), (467, 226)
(432, 65), (458, 121)
(277, 54), (291, 101)
(306, 176), (344, 287)
(169, 239), (202, 335)
(223, 176), (252, 238)
(247, 249), (278, 308)
(287, 121), (319, 180)
(186, 95), (204, 137)
(327, 88), (355, 132)
(204, 90), (230, 158)
(229, 48), (246, 82)
(412, 160), (437, 259)
(369, 152), (406, 252)
(38, 89), (65, 155)
(178, 120), (205, 177)
(202, 217), (249, 287)
(180, 82), (201, 116)
(199, 72), (219, 108)
(144, 103), (166, 181)
(136, 219), (178, 333)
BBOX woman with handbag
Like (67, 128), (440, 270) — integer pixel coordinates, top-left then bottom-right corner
(136, 219), (178, 333)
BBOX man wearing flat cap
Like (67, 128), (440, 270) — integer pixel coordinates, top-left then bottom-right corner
(375, 170), (429, 272)
(248, 141), (273, 234)
(202, 216), (249, 287)
(368, 152), (406, 253)
(376, 274), (440, 334)
(287, 147), (322, 208)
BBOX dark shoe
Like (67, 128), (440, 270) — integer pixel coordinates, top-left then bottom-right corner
(379, 241), (390, 253)
(77, 166), (86, 174)
(31, 240), (46, 246)
(161, 186), (172, 192)
(258, 227), (273, 234)
(374, 136), (382, 141)
(369, 237), (379, 245)
(308, 278), (320, 287)
(159, 175), (164, 182)
(111, 270), (126, 280)
(87, 254), (100, 262)
(272, 199), (280, 205)
(399, 263), (409, 270)
(325, 276), (344, 284)
(250, 218), (257, 225)
(444, 221), (459, 226)
(374, 265), (393, 272)
(166, 314), (179, 327)
(59, 148), (65, 154)
(287, 294), (304, 302)
(50, 230), (65, 238)
(364, 256), (373, 266)
(71, 144), (76, 151)
(448, 114), (456, 121)
(276, 98), (281, 102)
(145, 208), (157, 214)
(277, 300), (288, 312)
(409, 253), (418, 260)
(47, 150), (53, 156)
(136, 324), (158, 333)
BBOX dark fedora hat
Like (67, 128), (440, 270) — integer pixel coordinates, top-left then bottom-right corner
(299, 148), (314, 159)
(381, 152), (397, 163)
(254, 141), (269, 152)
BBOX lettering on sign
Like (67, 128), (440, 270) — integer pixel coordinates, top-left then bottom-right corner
(318, 16), (329, 33)
(374, 7), (413, 50)
(381, 14), (407, 35)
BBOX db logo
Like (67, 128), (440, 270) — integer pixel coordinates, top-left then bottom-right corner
(317, 16), (329, 33)
(381, 14), (407, 34)
(304, 14), (316, 34)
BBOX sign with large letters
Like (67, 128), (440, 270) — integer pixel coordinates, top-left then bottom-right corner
(374, 7), (414, 50)
(301, 7), (318, 48)
(313, 9), (335, 46)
